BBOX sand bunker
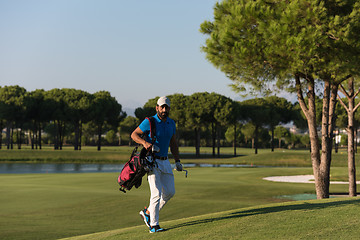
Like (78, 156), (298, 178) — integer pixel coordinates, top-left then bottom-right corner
(263, 175), (360, 184)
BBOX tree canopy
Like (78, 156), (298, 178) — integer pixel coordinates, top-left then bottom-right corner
(201, 0), (360, 199)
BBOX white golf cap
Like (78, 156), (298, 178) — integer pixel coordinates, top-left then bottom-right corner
(157, 96), (170, 107)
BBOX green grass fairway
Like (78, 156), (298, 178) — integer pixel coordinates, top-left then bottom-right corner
(61, 197), (360, 240)
(0, 167), (353, 240)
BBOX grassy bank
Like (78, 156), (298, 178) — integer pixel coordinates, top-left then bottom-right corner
(0, 146), (133, 163)
(62, 197), (360, 240)
(0, 167), (352, 240)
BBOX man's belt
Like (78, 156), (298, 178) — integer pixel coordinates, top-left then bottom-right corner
(154, 156), (168, 160)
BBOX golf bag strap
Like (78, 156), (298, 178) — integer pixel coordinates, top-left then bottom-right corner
(146, 116), (156, 144)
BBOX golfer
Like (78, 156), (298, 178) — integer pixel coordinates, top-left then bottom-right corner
(131, 96), (183, 233)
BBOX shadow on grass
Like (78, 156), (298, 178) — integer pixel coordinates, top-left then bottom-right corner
(330, 192), (360, 196)
(168, 198), (360, 230)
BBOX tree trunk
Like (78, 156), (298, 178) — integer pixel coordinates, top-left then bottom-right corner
(233, 123), (237, 156)
(74, 121), (80, 150)
(58, 121), (63, 150)
(338, 79), (358, 197)
(296, 75), (336, 199)
(17, 128), (22, 149)
(61, 122), (65, 150)
(54, 119), (58, 150)
(271, 127), (275, 152)
(347, 81), (357, 197)
(35, 131), (38, 149)
(308, 96), (324, 199)
(79, 123), (82, 150)
(278, 138), (281, 148)
(97, 124), (102, 151)
(6, 123), (11, 149)
(38, 122), (42, 150)
(30, 130), (34, 149)
(254, 125), (259, 154)
(11, 126), (14, 149)
(318, 81), (335, 199)
(348, 110), (356, 196)
(217, 125), (220, 158)
(195, 128), (200, 157)
(212, 122), (216, 157)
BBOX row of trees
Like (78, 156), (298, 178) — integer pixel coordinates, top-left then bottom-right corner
(1, 85), (307, 154)
(0, 85), (125, 151)
(200, 0), (360, 198)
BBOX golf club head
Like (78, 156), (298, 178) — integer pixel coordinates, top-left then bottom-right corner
(152, 145), (160, 153)
(173, 168), (188, 178)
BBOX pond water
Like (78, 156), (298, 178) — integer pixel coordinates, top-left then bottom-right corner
(0, 163), (123, 174)
(277, 194), (318, 201)
(277, 193), (340, 201)
(0, 163), (256, 174)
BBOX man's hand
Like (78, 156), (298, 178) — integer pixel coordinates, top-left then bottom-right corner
(175, 162), (183, 171)
(131, 127), (152, 150)
(143, 141), (152, 150)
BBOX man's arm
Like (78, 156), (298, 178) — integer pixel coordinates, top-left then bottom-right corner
(131, 127), (152, 150)
(170, 134), (180, 162)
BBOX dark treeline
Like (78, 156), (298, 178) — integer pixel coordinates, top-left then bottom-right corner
(0, 85), (125, 151)
(0, 85), (308, 155)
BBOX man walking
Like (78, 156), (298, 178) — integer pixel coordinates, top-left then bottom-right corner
(131, 96), (183, 233)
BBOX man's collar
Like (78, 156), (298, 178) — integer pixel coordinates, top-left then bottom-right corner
(154, 114), (168, 123)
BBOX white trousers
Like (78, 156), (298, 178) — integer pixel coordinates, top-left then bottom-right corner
(147, 161), (175, 226)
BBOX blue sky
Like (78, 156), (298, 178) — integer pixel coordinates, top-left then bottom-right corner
(0, 0), (294, 115)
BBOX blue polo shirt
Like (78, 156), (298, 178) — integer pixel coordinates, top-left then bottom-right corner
(139, 114), (176, 157)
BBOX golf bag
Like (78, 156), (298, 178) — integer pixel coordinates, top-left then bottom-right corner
(117, 117), (156, 193)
